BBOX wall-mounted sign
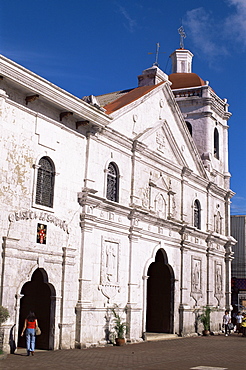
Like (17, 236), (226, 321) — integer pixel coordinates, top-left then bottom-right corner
(8, 209), (70, 234)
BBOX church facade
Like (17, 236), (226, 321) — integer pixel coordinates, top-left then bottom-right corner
(0, 47), (235, 351)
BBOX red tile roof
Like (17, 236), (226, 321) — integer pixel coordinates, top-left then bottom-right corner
(169, 73), (205, 89)
(104, 82), (164, 114)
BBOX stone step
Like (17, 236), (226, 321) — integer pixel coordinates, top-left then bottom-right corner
(144, 332), (178, 341)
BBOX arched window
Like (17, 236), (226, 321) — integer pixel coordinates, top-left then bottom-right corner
(214, 127), (219, 159)
(36, 157), (55, 208)
(185, 121), (192, 136)
(106, 162), (119, 202)
(194, 199), (201, 229)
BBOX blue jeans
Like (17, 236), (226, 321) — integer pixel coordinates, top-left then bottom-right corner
(26, 328), (35, 353)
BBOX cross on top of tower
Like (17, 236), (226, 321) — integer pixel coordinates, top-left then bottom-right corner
(153, 42), (160, 66)
(148, 43), (161, 67)
(178, 26), (186, 49)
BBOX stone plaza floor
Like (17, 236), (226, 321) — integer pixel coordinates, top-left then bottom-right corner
(2, 333), (246, 370)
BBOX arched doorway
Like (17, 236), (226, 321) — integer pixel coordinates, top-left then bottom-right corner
(146, 249), (174, 333)
(18, 268), (56, 350)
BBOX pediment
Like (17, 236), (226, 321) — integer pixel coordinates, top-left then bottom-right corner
(149, 172), (169, 191)
(135, 120), (188, 168)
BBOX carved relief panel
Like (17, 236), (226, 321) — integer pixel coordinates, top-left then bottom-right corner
(190, 257), (202, 305)
(214, 261), (223, 306)
(99, 236), (121, 301)
(156, 131), (165, 153)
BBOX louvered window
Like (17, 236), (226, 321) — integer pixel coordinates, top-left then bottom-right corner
(194, 199), (201, 229)
(36, 157), (55, 207)
(106, 162), (119, 202)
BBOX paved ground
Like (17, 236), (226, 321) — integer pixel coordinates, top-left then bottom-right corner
(2, 333), (246, 370)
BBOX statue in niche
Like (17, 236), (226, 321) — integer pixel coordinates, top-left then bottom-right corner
(172, 195), (176, 218)
(155, 194), (165, 217)
(192, 262), (200, 292)
(216, 265), (222, 293)
(142, 185), (150, 208)
(215, 212), (221, 234)
(106, 243), (116, 282)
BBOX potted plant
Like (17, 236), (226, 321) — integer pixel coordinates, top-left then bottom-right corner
(199, 306), (211, 336)
(111, 306), (128, 346)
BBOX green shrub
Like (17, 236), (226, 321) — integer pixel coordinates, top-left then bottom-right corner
(199, 306), (211, 331)
(0, 306), (9, 326)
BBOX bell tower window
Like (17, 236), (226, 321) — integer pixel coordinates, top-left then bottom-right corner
(214, 127), (219, 159)
(194, 199), (201, 229)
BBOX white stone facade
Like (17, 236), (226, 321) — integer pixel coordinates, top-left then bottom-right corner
(0, 50), (235, 352)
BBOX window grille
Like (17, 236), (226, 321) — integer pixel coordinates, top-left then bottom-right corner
(194, 200), (201, 229)
(106, 162), (119, 202)
(36, 157), (55, 207)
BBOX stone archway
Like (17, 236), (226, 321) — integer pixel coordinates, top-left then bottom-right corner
(146, 249), (174, 333)
(17, 268), (56, 350)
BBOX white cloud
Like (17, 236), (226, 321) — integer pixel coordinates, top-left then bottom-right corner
(183, 1), (246, 68)
(225, 0), (246, 47)
(183, 7), (228, 68)
(118, 5), (137, 33)
(184, 0), (246, 61)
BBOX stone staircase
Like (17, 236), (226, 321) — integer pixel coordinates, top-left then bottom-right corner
(144, 332), (178, 341)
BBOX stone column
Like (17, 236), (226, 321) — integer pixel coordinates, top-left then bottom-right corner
(224, 191), (234, 237)
(224, 238), (236, 310)
(76, 190), (96, 347)
(206, 240), (213, 306)
(58, 247), (76, 349)
(179, 226), (191, 336)
(206, 183), (213, 232)
(181, 167), (192, 223)
(127, 210), (142, 340)
(142, 275), (149, 336)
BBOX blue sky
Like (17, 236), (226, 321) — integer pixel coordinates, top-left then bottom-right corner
(0, 0), (245, 214)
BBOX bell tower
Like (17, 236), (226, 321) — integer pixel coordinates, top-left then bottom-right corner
(169, 41), (231, 190)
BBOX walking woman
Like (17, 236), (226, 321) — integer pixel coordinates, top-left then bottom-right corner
(21, 312), (38, 356)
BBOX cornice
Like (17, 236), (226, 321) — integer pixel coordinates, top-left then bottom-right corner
(0, 54), (111, 127)
(4, 97), (87, 139)
(95, 127), (133, 153)
(174, 91), (231, 121)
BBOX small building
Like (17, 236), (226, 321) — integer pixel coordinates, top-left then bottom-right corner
(0, 45), (235, 352)
(231, 215), (246, 310)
